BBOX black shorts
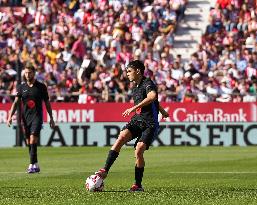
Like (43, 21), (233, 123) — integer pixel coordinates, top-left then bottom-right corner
(23, 120), (42, 138)
(122, 119), (159, 150)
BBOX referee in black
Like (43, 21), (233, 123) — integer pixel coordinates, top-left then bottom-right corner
(95, 60), (169, 191)
(7, 64), (55, 173)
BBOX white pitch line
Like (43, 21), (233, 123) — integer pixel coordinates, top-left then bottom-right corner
(1, 171), (257, 174)
(0, 172), (26, 174)
(0, 171), (85, 174)
(169, 171), (257, 174)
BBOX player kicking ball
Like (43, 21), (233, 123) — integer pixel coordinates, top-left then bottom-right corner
(7, 64), (55, 173)
(94, 60), (169, 192)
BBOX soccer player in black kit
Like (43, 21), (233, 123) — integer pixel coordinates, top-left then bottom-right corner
(7, 64), (55, 173)
(94, 60), (169, 191)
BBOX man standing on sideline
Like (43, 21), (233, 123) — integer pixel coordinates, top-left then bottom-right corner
(94, 60), (169, 191)
(7, 64), (55, 173)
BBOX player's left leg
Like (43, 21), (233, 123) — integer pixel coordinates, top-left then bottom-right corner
(130, 124), (158, 192)
(129, 141), (146, 192)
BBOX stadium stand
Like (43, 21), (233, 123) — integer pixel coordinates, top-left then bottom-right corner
(0, 0), (256, 103)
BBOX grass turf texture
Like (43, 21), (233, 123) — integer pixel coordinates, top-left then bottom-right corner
(0, 147), (257, 205)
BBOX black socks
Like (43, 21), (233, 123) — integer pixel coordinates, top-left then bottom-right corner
(30, 144), (38, 164)
(104, 150), (119, 172)
(28, 144), (31, 155)
(135, 166), (144, 187)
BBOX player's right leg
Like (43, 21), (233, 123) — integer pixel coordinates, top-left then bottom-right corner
(29, 121), (42, 173)
(95, 129), (132, 179)
(29, 134), (40, 173)
(111, 129), (133, 152)
(24, 125), (35, 174)
(26, 137), (34, 173)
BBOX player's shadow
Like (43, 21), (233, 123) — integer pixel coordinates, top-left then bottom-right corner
(101, 190), (129, 193)
(102, 190), (147, 193)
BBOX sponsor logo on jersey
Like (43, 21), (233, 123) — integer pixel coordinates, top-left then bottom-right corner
(27, 100), (35, 109)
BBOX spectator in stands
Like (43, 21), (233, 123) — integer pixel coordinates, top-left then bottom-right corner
(0, 0), (256, 104)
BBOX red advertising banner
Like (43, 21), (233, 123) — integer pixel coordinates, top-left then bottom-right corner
(0, 102), (257, 123)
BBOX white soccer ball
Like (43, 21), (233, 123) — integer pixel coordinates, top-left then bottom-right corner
(85, 174), (104, 192)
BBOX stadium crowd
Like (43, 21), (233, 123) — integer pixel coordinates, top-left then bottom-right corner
(0, 0), (256, 103)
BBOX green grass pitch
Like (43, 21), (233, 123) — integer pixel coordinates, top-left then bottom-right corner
(0, 147), (257, 205)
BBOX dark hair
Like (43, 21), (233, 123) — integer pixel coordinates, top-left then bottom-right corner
(24, 63), (36, 72)
(126, 60), (145, 74)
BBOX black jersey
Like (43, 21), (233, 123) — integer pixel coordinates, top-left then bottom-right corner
(16, 80), (49, 125)
(131, 77), (159, 127)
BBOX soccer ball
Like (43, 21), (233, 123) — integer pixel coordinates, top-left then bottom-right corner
(85, 174), (104, 192)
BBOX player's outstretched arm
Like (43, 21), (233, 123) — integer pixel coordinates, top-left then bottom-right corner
(45, 100), (55, 129)
(7, 97), (19, 127)
(122, 91), (157, 117)
(159, 104), (169, 118)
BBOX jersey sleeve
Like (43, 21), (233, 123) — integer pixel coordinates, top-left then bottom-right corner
(144, 80), (157, 94)
(42, 83), (49, 101)
(16, 84), (22, 98)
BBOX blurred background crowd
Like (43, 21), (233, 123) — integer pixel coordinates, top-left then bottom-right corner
(0, 0), (256, 103)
